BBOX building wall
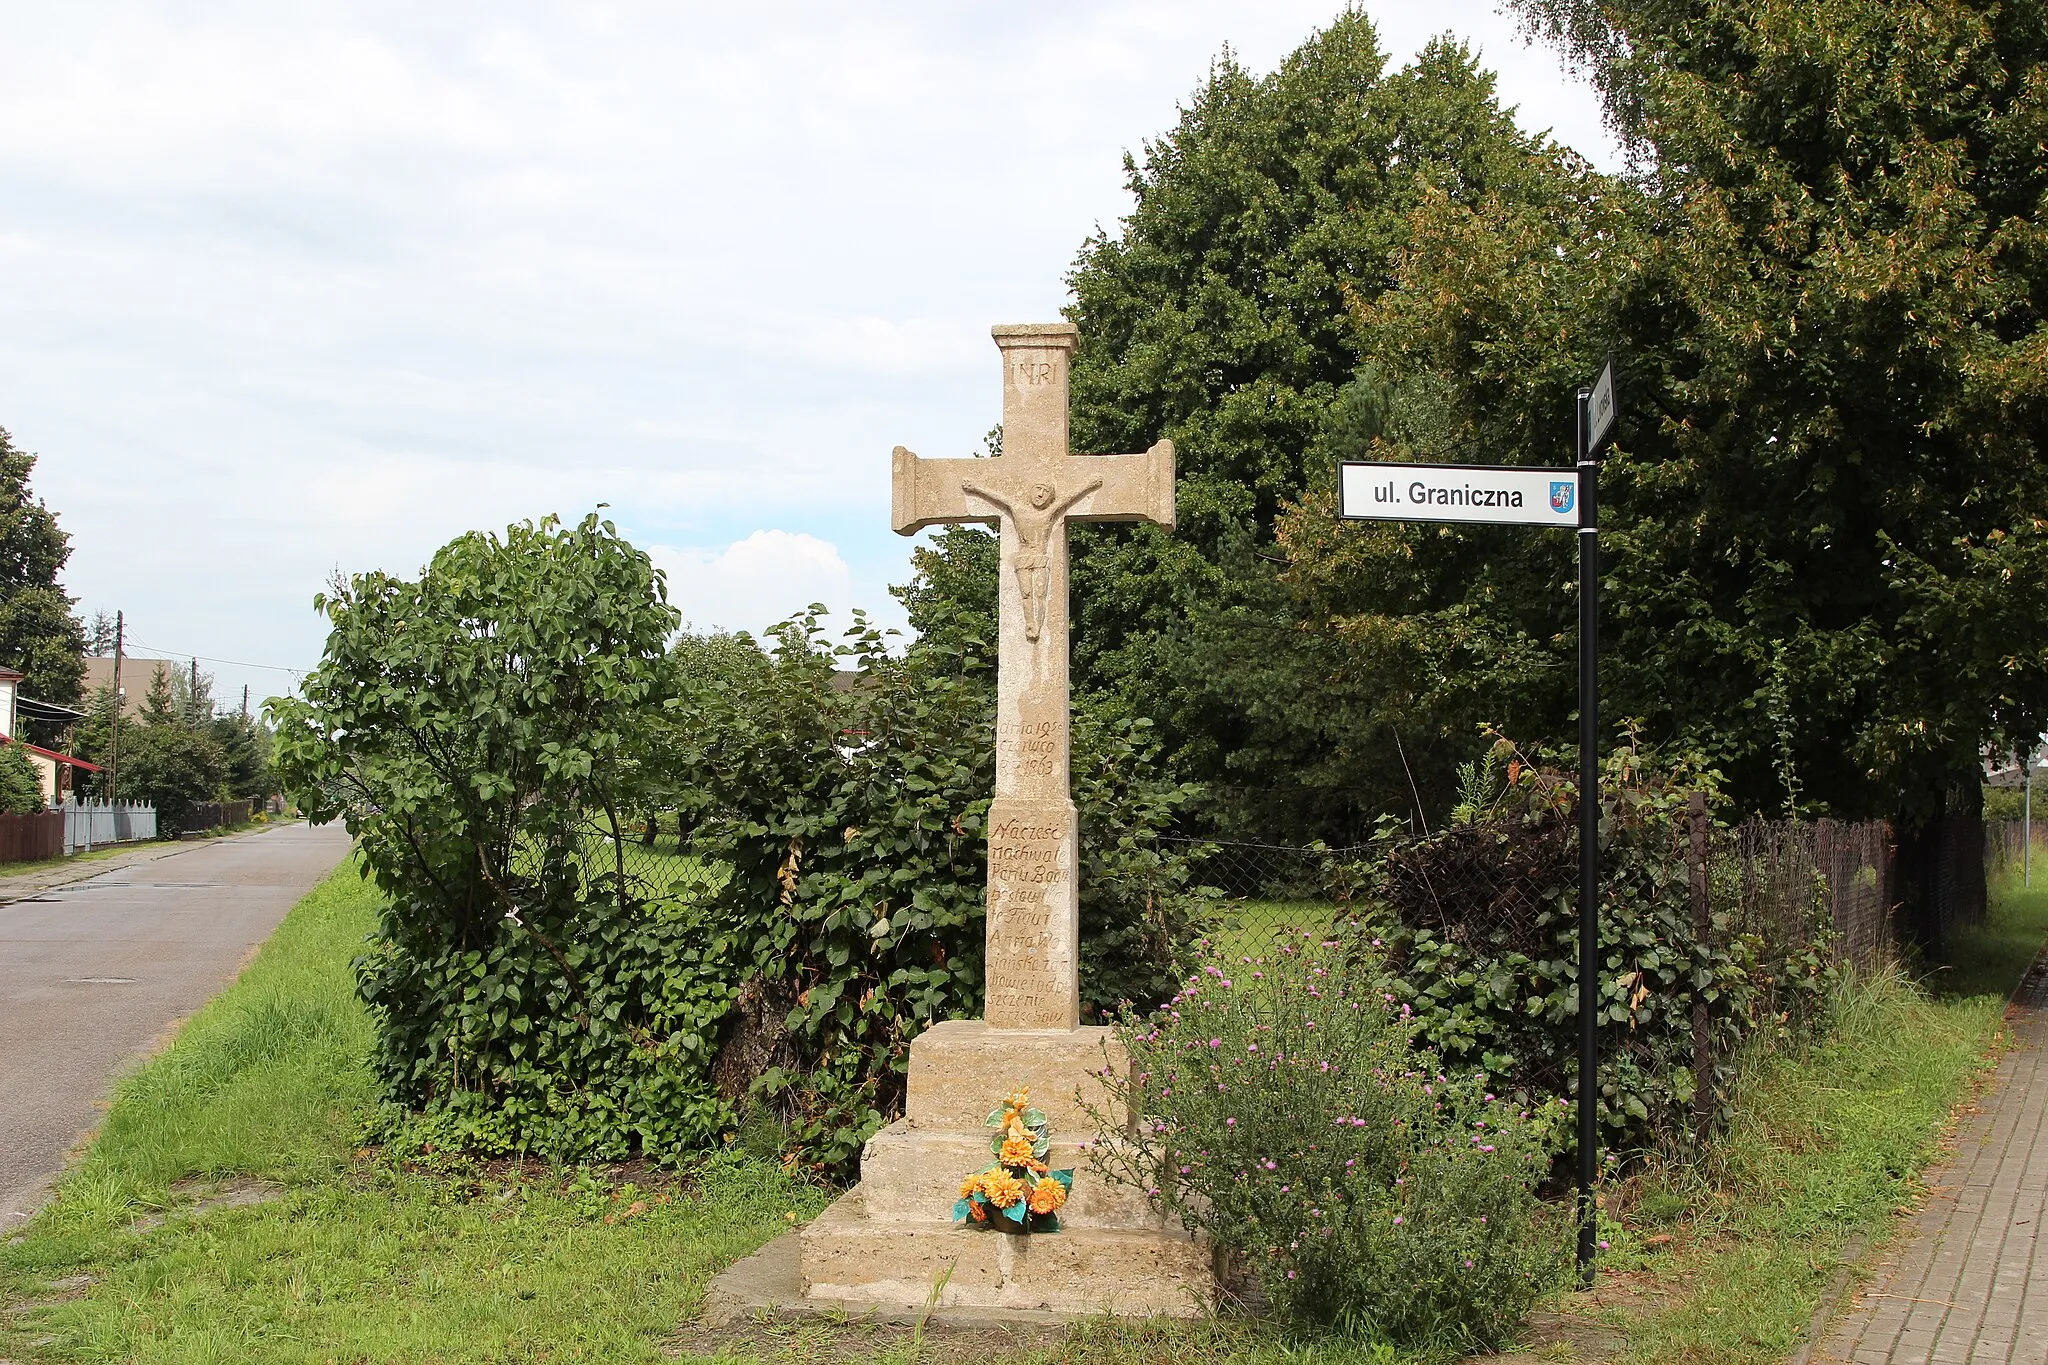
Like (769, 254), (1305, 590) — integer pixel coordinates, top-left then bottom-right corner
(79, 658), (180, 719)
(25, 750), (57, 805)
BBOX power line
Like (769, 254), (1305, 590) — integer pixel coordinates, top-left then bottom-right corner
(119, 639), (304, 678)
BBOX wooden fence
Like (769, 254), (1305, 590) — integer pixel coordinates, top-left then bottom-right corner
(0, 810), (65, 863)
(177, 799), (253, 835)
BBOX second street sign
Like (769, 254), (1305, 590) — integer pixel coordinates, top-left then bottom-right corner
(1339, 461), (1581, 529)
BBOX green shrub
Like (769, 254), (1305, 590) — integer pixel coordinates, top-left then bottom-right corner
(275, 514), (724, 1162)
(118, 722), (227, 833)
(677, 605), (1211, 1174)
(0, 741), (44, 813)
(1363, 739), (1837, 1158)
(1091, 936), (1564, 1348)
(276, 518), (1209, 1174)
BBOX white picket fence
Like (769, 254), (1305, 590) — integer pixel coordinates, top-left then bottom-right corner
(62, 799), (157, 854)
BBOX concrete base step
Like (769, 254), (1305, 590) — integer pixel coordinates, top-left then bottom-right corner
(855, 1119), (1165, 1230)
(798, 1190), (1213, 1318)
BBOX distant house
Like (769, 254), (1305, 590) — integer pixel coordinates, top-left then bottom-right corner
(0, 666), (99, 804)
(81, 656), (180, 719)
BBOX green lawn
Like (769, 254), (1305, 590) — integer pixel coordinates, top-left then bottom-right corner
(0, 861), (824, 1365)
(1210, 898), (1347, 960)
(5, 864), (2039, 1364)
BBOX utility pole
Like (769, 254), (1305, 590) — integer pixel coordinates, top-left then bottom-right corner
(190, 658), (200, 723)
(241, 684), (249, 721)
(107, 611), (123, 803)
(2028, 744), (2035, 888)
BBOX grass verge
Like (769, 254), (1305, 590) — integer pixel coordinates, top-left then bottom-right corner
(0, 841), (137, 883)
(6, 865), (2040, 1364)
(1574, 874), (2048, 1364)
(0, 860), (827, 1365)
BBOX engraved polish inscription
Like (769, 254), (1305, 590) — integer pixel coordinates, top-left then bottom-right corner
(984, 812), (1067, 1023)
(996, 719), (1060, 779)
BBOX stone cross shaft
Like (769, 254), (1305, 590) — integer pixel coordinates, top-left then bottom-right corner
(892, 322), (1174, 1030)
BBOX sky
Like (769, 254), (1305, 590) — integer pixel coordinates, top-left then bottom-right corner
(0, 1), (1621, 712)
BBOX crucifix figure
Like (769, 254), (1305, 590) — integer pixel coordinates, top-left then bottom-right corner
(958, 476), (1101, 641)
(893, 322), (1175, 1029)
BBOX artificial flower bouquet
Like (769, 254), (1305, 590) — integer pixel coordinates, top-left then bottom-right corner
(953, 1087), (1073, 1233)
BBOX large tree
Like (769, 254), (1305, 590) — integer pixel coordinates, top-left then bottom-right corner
(1371, 0), (2048, 823)
(903, 14), (1605, 839)
(0, 428), (85, 714)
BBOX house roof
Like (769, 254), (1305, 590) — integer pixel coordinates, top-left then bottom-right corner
(0, 736), (99, 772)
(0, 667), (21, 683)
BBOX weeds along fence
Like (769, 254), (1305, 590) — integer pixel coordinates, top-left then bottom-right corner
(1167, 814), (1900, 975)
(177, 799), (252, 835)
(1986, 818), (2047, 883)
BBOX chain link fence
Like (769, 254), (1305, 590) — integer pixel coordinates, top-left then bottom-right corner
(1165, 814), (1899, 975)
(596, 808), (1919, 978)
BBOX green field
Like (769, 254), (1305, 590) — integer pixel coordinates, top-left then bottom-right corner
(1208, 898), (1348, 961)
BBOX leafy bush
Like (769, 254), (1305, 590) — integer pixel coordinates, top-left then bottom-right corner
(0, 741), (45, 813)
(1091, 936), (1563, 1347)
(119, 722), (227, 833)
(1363, 739), (1836, 1158)
(274, 514), (723, 1161)
(276, 519), (1209, 1173)
(677, 605), (1211, 1173)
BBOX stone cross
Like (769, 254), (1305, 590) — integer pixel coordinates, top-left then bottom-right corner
(893, 322), (1175, 1030)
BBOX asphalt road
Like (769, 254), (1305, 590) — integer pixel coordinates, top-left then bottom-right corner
(0, 821), (353, 1225)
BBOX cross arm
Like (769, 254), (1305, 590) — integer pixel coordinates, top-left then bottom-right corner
(892, 447), (998, 535)
(1067, 439), (1176, 529)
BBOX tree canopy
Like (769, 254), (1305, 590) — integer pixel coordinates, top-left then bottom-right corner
(909, 1), (2048, 832)
(1458, 0), (2048, 820)
(0, 428), (85, 715)
(904, 13), (1600, 839)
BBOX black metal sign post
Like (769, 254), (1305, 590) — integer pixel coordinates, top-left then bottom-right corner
(1575, 356), (1613, 1286)
(1338, 352), (1616, 1288)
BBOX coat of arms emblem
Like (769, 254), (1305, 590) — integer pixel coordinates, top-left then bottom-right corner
(1550, 481), (1576, 515)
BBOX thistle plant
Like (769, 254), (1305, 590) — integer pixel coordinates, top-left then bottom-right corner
(1088, 935), (1566, 1346)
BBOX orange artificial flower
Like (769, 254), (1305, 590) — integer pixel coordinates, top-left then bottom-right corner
(1027, 1180), (1067, 1215)
(959, 1172), (984, 1199)
(998, 1136), (1036, 1167)
(983, 1172), (1026, 1208)
(968, 1200), (988, 1222)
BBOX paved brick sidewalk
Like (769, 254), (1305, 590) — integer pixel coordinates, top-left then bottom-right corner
(1812, 956), (2048, 1364)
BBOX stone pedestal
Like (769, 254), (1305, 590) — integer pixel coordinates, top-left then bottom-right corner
(796, 1021), (1214, 1317)
(778, 322), (1207, 1321)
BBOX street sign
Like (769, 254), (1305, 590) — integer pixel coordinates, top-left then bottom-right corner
(1336, 349), (1618, 1288)
(1584, 353), (1617, 455)
(1339, 461), (1580, 528)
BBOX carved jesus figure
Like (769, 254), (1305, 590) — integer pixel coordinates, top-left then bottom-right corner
(961, 476), (1103, 642)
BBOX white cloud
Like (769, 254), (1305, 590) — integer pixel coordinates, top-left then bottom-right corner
(652, 531), (855, 639)
(0, 2), (1619, 710)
